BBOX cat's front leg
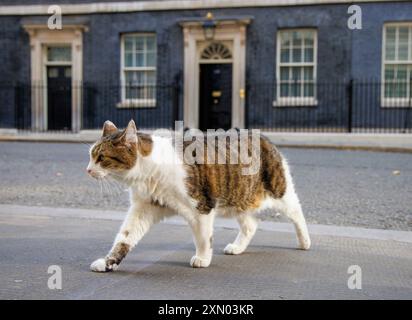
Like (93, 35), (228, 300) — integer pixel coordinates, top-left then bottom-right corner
(188, 210), (215, 268)
(90, 202), (164, 272)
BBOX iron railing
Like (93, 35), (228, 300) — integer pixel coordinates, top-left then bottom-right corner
(12, 83), (181, 132)
(246, 80), (412, 133)
(3, 80), (412, 133)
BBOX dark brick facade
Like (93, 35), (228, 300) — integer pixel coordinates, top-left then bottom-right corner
(0, 1), (411, 130)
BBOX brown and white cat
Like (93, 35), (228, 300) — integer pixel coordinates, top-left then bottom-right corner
(87, 120), (310, 272)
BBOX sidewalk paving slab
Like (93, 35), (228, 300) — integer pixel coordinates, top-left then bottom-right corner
(0, 208), (411, 300)
(1, 129), (412, 152)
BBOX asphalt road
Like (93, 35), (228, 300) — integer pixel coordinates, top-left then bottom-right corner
(0, 141), (411, 231)
(1, 211), (411, 300)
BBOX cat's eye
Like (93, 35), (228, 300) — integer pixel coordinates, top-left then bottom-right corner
(97, 155), (104, 163)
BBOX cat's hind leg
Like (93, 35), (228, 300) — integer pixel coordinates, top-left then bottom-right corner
(224, 213), (258, 255)
(188, 210), (215, 268)
(275, 190), (311, 250)
(272, 158), (311, 250)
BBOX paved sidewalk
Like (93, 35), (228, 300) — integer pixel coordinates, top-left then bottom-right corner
(1, 205), (411, 299)
(1, 129), (412, 152)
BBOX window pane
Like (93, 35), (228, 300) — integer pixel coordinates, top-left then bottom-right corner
(125, 71), (157, 100)
(280, 83), (289, 97)
(304, 33), (314, 47)
(135, 52), (145, 67)
(281, 32), (291, 48)
(125, 71), (143, 85)
(292, 67), (302, 81)
(280, 67), (289, 80)
(146, 71), (156, 99)
(393, 83), (407, 97)
(123, 34), (157, 101)
(278, 30), (316, 98)
(303, 67), (313, 81)
(125, 71), (144, 99)
(385, 27), (396, 61)
(280, 30), (315, 63)
(146, 36), (156, 51)
(304, 47), (313, 62)
(384, 83), (393, 98)
(146, 51), (156, 67)
(125, 52), (133, 67)
(398, 27), (409, 61)
(304, 83), (314, 97)
(146, 71), (156, 84)
(280, 48), (289, 63)
(384, 65), (409, 98)
(123, 34), (157, 68)
(396, 65), (408, 80)
(292, 47), (302, 62)
(47, 46), (71, 62)
(291, 82), (301, 97)
(292, 32), (302, 47)
(124, 37), (133, 51)
(385, 65), (395, 80)
(135, 36), (145, 51)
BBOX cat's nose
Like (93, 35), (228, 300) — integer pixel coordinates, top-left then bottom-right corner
(87, 169), (92, 174)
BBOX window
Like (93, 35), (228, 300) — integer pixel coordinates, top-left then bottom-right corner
(120, 33), (156, 107)
(274, 29), (317, 106)
(382, 24), (412, 107)
(47, 46), (72, 63)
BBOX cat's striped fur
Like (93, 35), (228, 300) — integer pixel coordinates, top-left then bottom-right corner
(87, 120), (310, 271)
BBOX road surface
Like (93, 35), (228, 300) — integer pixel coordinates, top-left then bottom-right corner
(0, 208), (411, 300)
(0, 141), (411, 230)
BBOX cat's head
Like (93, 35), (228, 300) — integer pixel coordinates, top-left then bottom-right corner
(86, 119), (151, 179)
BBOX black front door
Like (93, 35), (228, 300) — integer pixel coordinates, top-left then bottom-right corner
(199, 63), (232, 131)
(47, 66), (72, 130)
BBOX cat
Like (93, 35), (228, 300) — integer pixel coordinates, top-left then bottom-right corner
(87, 120), (311, 272)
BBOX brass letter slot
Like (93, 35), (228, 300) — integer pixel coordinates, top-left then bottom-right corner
(212, 91), (222, 98)
(239, 89), (245, 99)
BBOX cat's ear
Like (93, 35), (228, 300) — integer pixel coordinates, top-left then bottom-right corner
(102, 120), (117, 137)
(122, 119), (138, 145)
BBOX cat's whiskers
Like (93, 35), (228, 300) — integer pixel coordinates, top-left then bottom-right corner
(102, 177), (124, 206)
(106, 177), (124, 195)
(98, 178), (103, 197)
(102, 178), (111, 196)
(81, 142), (92, 151)
(105, 179), (115, 197)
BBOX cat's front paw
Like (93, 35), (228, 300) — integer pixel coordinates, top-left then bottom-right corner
(90, 258), (118, 272)
(223, 243), (245, 255)
(298, 237), (311, 250)
(90, 258), (107, 272)
(190, 255), (211, 268)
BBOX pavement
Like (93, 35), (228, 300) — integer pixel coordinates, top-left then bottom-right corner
(1, 205), (411, 300)
(1, 141), (411, 230)
(1, 138), (411, 300)
(1, 129), (412, 152)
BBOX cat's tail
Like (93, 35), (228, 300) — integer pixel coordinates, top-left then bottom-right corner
(260, 135), (287, 199)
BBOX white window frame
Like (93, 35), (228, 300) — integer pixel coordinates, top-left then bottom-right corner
(381, 22), (412, 108)
(274, 28), (318, 107)
(118, 33), (157, 108)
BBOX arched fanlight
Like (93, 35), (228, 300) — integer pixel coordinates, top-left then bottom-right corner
(201, 42), (232, 60)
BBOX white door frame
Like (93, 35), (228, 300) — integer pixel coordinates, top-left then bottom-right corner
(181, 19), (250, 129)
(24, 24), (87, 132)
